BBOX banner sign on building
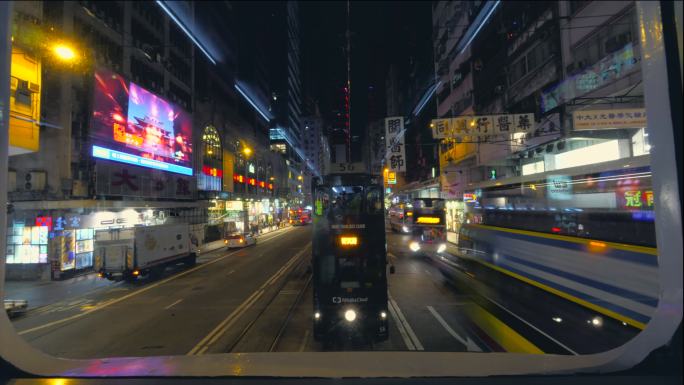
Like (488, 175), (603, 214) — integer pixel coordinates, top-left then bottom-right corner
(96, 161), (196, 199)
(573, 108), (647, 130)
(431, 113), (535, 139)
(541, 43), (639, 113)
(385, 116), (406, 172)
(387, 171), (397, 185)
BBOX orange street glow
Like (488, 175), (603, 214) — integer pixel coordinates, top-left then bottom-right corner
(340, 236), (358, 246)
(416, 216), (440, 224)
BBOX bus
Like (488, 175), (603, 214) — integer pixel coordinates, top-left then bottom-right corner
(407, 198), (447, 256)
(453, 155), (659, 328)
(290, 208), (312, 225)
(312, 172), (389, 342)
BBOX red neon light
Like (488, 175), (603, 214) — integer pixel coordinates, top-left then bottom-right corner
(551, 227), (561, 233)
(259, 181), (266, 188)
(35, 216), (53, 231)
(248, 178), (256, 186)
(268, 183), (273, 190)
(202, 165), (223, 178)
(233, 174), (245, 183)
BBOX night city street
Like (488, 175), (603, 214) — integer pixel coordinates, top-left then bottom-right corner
(0, 0), (681, 383)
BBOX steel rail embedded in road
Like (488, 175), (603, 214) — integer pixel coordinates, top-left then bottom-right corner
(187, 243), (311, 355)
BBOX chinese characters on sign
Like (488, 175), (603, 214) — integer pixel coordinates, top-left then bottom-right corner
(431, 113), (536, 140)
(623, 189), (654, 209)
(385, 116), (406, 172)
(96, 161), (196, 199)
(572, 108), (647, 130)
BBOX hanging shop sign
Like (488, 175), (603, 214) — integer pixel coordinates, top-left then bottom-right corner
(385, 116), (406, 172)
(387, 171), (397, 185)
(572, 108), (647, 130)
(431, 113), (535, 139)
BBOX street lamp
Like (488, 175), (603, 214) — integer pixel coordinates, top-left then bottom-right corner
(52, 43), (77, 62)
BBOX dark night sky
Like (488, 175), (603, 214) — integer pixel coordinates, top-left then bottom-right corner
(301, 1), (433, 142)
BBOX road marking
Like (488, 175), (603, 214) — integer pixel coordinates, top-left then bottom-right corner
(387, 293), (424, 350)
(388, 301), (415, 350)
(298, 329), (310, 352)
(226, 270), (235, 276)
(427, 306), (481, 352)
(478, 293), (578, 355)
(187, 244), (311, 355)
(17, 230), (303, 336)
(164, 298), (183, 310)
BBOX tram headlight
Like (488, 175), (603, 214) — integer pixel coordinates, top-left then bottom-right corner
(380, 311), (387, 319)
(314, 311), (321, 321)
(344, 309), (357, 322)
(409, 241), (420, 252)
(437, 243), (447, 253)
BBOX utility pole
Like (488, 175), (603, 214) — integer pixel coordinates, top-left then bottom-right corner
(1, 1), (13, 283)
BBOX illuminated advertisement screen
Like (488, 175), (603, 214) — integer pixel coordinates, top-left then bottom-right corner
(91, 69), (193, 175)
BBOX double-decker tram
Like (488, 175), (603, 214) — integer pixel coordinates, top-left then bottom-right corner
(408, 198), (448, 256)
(456, 155), (658, 329)
(311, 171), (389, 341)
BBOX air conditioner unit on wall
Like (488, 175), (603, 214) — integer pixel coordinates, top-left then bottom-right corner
(25, 171), (47, 191)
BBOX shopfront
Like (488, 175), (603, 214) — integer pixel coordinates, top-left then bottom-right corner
(445, 200), (465, 244)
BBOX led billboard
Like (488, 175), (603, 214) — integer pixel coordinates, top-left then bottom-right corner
(91, 69), (193, 175)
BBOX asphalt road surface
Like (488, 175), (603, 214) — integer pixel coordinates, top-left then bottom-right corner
(8, 225), (640, 358)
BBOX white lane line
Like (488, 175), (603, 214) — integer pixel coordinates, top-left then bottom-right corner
(427, 306), (482, 352)
(17, 230), (304, 336)
(298, 329), (310, 352)
(388, 300), (415, 350)
(388, 294), (424, 350)
(480, 292), (579, 355)
(164, 299), (183, 310)
(226, 270), (235, 276)
(188, 244), (311, 355)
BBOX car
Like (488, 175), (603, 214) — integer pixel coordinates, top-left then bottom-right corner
(224, 232), (257, 248)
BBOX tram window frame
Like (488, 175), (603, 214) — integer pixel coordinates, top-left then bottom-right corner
(0, 1), (681, 380)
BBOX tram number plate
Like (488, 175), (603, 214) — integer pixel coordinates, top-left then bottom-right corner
(331, 162), (366, 173)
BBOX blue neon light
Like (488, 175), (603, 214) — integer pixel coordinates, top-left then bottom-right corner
(92, 145), (193, 176)
(234, 83), (272, 122)
(155, 1), (217, 65)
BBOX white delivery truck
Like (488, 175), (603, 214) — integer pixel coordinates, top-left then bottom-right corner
(94, 223), (199, 282)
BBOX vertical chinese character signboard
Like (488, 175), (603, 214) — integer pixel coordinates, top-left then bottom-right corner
(385, 116), (406, 172)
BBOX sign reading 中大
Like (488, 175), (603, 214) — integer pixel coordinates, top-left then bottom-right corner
(431, 113), (535, 140)
(573, 108), (647, 130)
(385, 116), (406, 172)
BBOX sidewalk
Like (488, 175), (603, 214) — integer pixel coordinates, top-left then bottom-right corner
(3, 272), (116, 311)
(3, 224), (296, 311)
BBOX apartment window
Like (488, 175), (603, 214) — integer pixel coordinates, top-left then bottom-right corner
(508, 39), (554, 85)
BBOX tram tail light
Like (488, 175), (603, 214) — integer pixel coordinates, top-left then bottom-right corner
(339, 236), (358, 246)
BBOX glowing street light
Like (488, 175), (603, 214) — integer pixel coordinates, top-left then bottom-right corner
(53, 43), (77, 62)
(243, 146), (252, 157)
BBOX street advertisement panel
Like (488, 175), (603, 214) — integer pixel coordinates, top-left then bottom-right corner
(91, 68), (193, 176)
(95, 160), (196, 200)
(385, 116), (406, 172)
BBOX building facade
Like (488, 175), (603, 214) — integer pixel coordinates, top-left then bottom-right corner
(6, 1), (292, 280)
(431, 0), (647, 244)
